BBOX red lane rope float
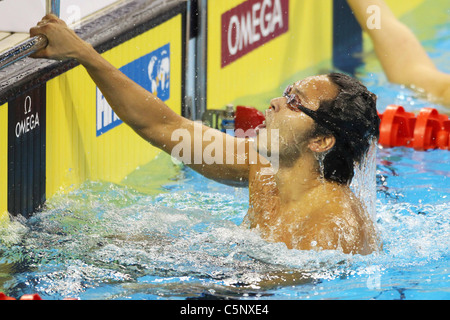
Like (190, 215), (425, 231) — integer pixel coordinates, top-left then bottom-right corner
(1, 292), (77, 300)
(0, 292), (42, 300)
(234, 105), (450, 151)
(378, 105), (416, 148)
(380, 105), (450, 151)
(234, 105), (266, 138)
(0, 292), (16, 300)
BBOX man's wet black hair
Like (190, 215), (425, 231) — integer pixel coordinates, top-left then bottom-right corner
(312, 72), (380, 185)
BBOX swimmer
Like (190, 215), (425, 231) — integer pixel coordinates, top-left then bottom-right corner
(347, 0), (450, 106)
(30, 15), (381, 255)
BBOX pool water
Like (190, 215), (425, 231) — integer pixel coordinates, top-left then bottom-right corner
(1, 6), (450, 300)
(0, 149), (450, 300)
(0, 147), (448, 300)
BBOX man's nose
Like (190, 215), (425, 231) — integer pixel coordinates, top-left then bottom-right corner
(269, 97), (286, 113)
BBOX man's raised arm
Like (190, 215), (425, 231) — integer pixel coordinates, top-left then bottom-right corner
(30, 14), (258, 185)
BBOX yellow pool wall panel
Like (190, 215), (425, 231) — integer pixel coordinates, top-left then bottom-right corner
(46, 14), (183, 199)
(0, 102), (7, 223)
(207, 0), (333, 111)
(206, 0), (433, 112)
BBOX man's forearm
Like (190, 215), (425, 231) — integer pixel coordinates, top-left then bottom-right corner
(29, 14), (254, 185)
(75, 43), (182, 148)
(346, 0), (396, 32)
(346, 0), (436, 86)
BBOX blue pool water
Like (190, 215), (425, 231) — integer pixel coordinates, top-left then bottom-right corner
(1, 146), (448, 300)
(1, 7), (449, 300)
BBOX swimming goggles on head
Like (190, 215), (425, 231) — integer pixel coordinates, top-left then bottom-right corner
(282, 85), (348, 138)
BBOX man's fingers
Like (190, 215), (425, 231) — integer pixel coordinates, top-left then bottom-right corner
(29, 23), (49, 57)
(30, 49), (47, 59)
(29, 15), (75, 60)
(33, 14), (65, 30)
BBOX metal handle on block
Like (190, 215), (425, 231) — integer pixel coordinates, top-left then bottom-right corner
(46, 0), (60, 16)
(0, 0), (58, 70)
(0, 34), (48, 70)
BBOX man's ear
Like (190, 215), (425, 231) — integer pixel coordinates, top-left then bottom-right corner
(308, 135), (336, 153)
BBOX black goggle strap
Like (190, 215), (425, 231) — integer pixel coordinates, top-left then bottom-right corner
(296, 104), (346, 138)
(283, 86), (346, 138)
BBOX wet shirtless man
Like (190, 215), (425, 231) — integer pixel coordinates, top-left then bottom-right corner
(30, 15), (381, 255)
(347, 0), (450, 106)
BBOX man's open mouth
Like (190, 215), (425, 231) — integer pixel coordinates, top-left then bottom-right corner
(255, 121), (266, 134)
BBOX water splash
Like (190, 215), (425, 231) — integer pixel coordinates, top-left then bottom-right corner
(351, 139), (379, 220)
(0, 165), (447, 300)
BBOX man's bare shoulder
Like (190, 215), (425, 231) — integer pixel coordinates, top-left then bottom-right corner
(296, 183), (371, 253)
(305, 182), (360, 213)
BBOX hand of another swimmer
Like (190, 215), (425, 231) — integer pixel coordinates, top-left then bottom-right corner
(30, 14), (91, 61)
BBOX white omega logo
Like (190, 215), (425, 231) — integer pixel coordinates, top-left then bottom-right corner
(15, 95), (40, 138)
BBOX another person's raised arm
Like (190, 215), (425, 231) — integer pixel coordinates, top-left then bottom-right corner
(347, 0), (450, 105)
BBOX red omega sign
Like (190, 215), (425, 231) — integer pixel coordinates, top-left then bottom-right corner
(221, 0), (289, 68)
